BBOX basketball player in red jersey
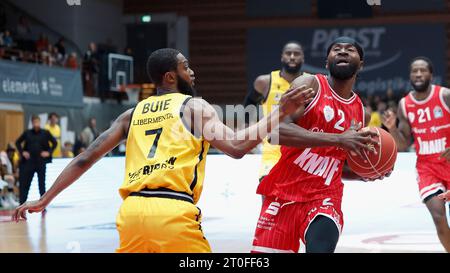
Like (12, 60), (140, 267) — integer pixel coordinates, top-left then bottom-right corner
(251, 37), (385, 253)
(383, 57), (450, 252)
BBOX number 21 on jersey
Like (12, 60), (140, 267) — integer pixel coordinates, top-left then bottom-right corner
(417, 107), (431, 123)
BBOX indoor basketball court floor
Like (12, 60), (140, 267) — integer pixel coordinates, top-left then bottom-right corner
(0, 154), (446, 253)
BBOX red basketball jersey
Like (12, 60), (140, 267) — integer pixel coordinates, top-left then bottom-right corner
(401, 85), (450, 164)
(257, 74), (365, 202)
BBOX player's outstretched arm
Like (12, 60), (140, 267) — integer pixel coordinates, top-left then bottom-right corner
(243, 74), (270, 107)
(12, 109), (133, 222)
(276, 119), (379, 157)
(185, 85), (314, 159)
(382, 98), (411, 152)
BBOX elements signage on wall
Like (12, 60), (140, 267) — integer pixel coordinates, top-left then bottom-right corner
(0, 60), (83, 107)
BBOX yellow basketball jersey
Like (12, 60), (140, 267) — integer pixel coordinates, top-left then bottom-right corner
(259, 70), (310, 178)
(45, 124), (61, 158)
(119, 93), (209, 204)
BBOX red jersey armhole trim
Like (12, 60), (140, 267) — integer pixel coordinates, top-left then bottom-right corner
(304, 75), (322, 115)
(438, 87), (450, 114)
(400, 98), (407, 118)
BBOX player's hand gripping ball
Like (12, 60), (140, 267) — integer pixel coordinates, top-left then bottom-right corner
(347, 127), (397, 180)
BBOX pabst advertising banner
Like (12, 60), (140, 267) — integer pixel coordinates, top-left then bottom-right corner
(247, 24), (446, 96)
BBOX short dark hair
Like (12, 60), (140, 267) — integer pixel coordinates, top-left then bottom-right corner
(146, 48), (180, 85)
(48, 112), (58, 119)
(282, 41), (302, 52)
(410, 56), (433, 74)
(31, 115), (40, 121)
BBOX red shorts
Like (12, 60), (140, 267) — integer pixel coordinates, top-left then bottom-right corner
(251, 196), (343, 253)
(416, 160), (450, 202)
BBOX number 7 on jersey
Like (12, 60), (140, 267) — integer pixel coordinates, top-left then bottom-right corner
(145, 128), (163, 158)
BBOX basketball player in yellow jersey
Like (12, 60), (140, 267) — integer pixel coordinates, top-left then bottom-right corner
(244, 41), (310, 180)
(13, 48), (314, 252)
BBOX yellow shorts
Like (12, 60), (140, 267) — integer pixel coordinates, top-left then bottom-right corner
(258, 158), (278, 180)
(115, 196), (211, 253)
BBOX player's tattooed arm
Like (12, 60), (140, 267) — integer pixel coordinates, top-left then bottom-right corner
(76, 108), (133, 168)
(271, 75), (377, 154)
(382, 98), (411, 151)
(185, 86), (314, 159)
(12, 108), (134, 221)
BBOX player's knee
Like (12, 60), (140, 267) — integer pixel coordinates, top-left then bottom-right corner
(430, 210), (446, 226)
(306, 238), (337, 253)
(305, 216), (339, 253)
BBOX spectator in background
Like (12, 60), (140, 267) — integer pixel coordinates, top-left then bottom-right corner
(2, 30), (13, 47)
(72, 133), (83, 157)
(81, 117), (99, 148)
(55, 38), (66, 57)
(84, 42), (100, 95)
(35, 33), (49, 53)
(15, 115), (57, 204)
(387, 100), (398, 115)
(0, 4), (6, 31)
(23, 51), (37, 63)
(40, 51), (52, 66)
(376, 100), (387, 115)
(52, 46), (64, 66)
(0, 146), (19, 208)
(367, 104), (382, 127)
(62, 141), (74, 158)
(46, 44), (56, 64)
(45, 113), (62, 158)
(16, 16), (32, 41)
(383, 86), (400, 105)
(65, 52), (78, 69)
(5, 143), (19, 183)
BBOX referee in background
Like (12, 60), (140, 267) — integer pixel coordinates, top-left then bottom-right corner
(15, 115), (57, 204)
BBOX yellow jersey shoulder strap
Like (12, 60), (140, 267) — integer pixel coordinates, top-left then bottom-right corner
(262, 70), (290, 103)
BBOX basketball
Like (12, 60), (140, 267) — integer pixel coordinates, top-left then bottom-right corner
(347, 127), (398, 180)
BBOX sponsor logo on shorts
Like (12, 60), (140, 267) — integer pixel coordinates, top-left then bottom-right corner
(265, 202), (281, 216)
